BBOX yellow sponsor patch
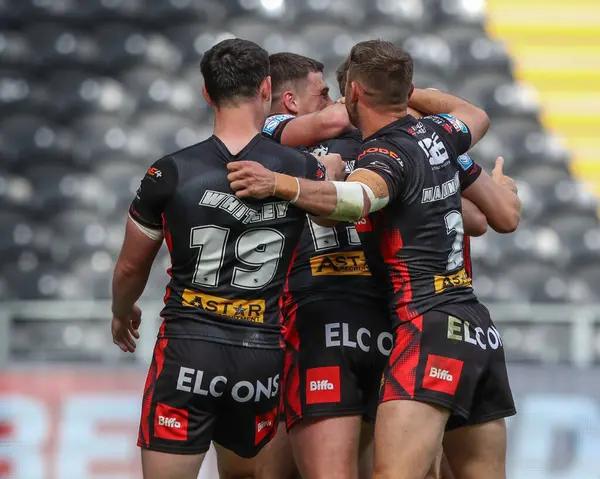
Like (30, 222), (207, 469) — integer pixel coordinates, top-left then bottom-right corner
(434, 268), (472, 294)
(181, 289), (265, 323)
(309, 251), (371, 276)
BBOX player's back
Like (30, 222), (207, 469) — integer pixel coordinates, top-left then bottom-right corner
(355, 115), (478, 323)
(284, 130), (383, 304)
(158, 134), (323, 348)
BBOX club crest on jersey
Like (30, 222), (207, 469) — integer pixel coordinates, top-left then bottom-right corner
(438, 114), (468, 134)
(407, 122), (427, 136)
(263, 114), (294, 135)
(457, 154), (473, 171)
(311, 144), (329, 156)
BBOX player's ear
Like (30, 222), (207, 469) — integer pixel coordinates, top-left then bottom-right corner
(202, 85), (215, 107)
(260, 76), (272, 103)
(282, 91), (299, 115)
(350, 81), (362, 103)
(408, 83), (415, 100)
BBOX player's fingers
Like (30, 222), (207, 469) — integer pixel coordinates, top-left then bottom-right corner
(120, 329), (135, 352)
(227, 161), (250, 172)
(113, 338), (128, 353)
(230, 180), (250, 192)
(129, 322), (140, 339)
(234, 188), (251, 198)
(492, 156), (504, 176)
(227, 169), (252, 183)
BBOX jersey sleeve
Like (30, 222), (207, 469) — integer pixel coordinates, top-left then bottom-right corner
(421, 114), (472, 157)
(262, 114), (295, 143)
(300, 151), (327, 181)
(355, 141), (408, 200)
(456, 153), (482, 191)
(129, 156), (178, 229)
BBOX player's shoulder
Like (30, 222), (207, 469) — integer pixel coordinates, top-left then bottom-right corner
(167, 136), (218, 162)
(256, 133), (307, 158)
(263, 113), (295, 135)
(420, 113), (469, 135)
(310, 129), (362, 157)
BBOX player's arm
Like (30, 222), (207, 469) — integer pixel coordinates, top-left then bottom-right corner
(462, 198), (487, 237)
(111, 157), (176, 350)
(277, 103), (352, 147)
(409, 88), (489, 148)
(228, 143), (405, 222)
(461, 157), (521, 233)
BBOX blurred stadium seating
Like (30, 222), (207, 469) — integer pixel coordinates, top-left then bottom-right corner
(1, 1), (600, 478)
(0, 0), (597, 305)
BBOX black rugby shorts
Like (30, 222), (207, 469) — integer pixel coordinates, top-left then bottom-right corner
(380, 301), (516, 429)
(282, 299), (390, 430)
(138, 332), (283, 458)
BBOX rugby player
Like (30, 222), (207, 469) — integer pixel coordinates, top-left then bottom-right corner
(226, 40), (520, 479)
(262, 53), (494, 479)
(110, 38), (345, 479)
(262, 52), (352, 149)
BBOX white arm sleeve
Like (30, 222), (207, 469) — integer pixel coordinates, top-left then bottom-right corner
(325, 181), (390, 222)
(128, 214), (164, 241)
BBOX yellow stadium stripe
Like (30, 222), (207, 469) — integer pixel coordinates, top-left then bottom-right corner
(486, 0), (600, 202)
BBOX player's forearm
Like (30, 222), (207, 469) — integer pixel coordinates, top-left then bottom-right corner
(281, 104), (351, 147)
(409, 88), (489, 144)
(462, 174), (521, 234)
(273, 173), (339, 217)
(111, 261), (151, 318)
(461, 197), (487, 237)
(409, 88), (468, 116)
(491, 190), (521, 233)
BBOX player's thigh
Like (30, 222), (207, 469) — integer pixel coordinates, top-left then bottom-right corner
(255, 422), (299, 479)
(138, 337), (221, 478)
(141, 449), (205, 479)
(290, 415), (363, 479)
(212, 345), (283, 474)
(442, 302), (514, 479)
(442, 419), (507, 479)
(373, 399), (449, 479)
(439, 452), (456, 479)
(358, 421), (374, 479)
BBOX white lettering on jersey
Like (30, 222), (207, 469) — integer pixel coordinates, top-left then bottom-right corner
(421, 172), (460, 204)
(199, 190), (290, 224)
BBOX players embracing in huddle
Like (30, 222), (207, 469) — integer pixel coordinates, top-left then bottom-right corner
(111, 37), (521, 479)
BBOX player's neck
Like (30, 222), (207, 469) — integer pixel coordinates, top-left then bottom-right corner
(213, 103), (264, 155)
(359, 106), (408, 139)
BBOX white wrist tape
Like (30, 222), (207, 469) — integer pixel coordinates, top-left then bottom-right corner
(129, 214), (164, 241)
(326, 181), (389, 222)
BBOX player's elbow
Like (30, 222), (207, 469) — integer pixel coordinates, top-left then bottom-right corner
(466, 214), (488, 237)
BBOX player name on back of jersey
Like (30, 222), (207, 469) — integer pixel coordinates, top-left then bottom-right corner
(200, 190), (290, 224)
(421, 171), (460, 204)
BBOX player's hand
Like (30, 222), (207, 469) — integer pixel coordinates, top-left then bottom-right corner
(228, 161), (276, 199)
(112, 304), (141, 353)
(314, 153), (345, 181)
(491, 157), (518, 194)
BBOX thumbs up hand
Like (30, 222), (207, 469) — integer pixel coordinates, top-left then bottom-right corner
(491, 157), (518, 194)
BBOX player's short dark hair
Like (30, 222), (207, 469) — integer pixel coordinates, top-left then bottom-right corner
(200, 38), (269, 107)
(336, 56), (350, 97)
(347, 40), (413, 107)
(269, 52), (324, 100)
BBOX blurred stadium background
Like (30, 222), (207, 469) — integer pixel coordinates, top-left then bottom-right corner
(1, 0), (599, 477)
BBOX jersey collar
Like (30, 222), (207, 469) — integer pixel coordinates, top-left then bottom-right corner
(363, 114), (415, 143)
